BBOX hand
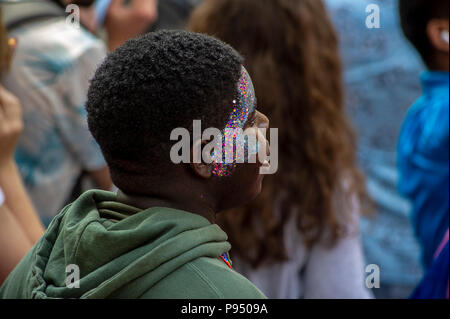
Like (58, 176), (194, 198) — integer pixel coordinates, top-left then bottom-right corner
(105, 0), (158, 51)
(0, 85), (23, 165)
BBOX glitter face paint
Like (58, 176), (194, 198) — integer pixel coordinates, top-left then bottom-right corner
(211, 66), (258, 177)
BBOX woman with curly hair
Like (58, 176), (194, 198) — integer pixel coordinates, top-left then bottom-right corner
(189, 0), (372, 298)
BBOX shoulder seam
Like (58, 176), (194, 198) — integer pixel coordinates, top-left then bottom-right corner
(186, 262), (225, 299)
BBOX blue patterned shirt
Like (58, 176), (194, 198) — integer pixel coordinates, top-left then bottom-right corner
(3, 17), (107, 222)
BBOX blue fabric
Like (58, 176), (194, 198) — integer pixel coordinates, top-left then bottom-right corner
(411, 239), (449, 299)
(398, 72), (449, 269)
(95, 0), (111, 27)
(325, 0), (424, 295)
(4, 18), (107, 221)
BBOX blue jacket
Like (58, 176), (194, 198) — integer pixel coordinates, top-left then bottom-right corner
(398, 71), (449, 269)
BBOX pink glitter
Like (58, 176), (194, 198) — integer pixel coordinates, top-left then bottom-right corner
(212, 66), (257, 177)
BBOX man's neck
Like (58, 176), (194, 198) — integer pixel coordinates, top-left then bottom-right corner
(116, 189), (217, 224)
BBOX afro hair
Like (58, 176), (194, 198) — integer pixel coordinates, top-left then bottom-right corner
(86, 30), (243, 177)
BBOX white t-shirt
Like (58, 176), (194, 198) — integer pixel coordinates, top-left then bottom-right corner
(232, 189), (373, 299)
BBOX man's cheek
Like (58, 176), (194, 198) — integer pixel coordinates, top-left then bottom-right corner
(259, 128), (278, 175)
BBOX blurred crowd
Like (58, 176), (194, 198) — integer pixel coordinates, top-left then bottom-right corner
(0, 0), (448, 299)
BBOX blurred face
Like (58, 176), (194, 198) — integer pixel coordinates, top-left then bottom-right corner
(212, 67), (270, 211)
(427, 18), (450, 53)
(426, 17), (449, 70)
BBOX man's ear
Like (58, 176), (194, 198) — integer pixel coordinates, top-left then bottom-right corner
(427, 19), (450, 54)
(190, 139), (213, 179)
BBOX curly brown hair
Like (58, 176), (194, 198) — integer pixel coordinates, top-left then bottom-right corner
(189, 0), (369, 268)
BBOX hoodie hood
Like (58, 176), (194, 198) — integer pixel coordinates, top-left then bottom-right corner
(19, 190), (231, 299)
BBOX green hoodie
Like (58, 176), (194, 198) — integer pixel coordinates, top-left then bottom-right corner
(0, 190), (266, 299)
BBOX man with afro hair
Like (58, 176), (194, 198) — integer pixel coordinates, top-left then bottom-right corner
(0, 30), (269, 299)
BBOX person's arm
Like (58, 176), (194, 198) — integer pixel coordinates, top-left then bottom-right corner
(0, 161), (45, 244)
(0, 85), (44, 244)
(0, 201), (33, 285)
(105, 0), (158, 51)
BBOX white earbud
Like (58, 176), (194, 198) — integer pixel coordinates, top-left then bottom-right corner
(441, 30), (450, 45)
